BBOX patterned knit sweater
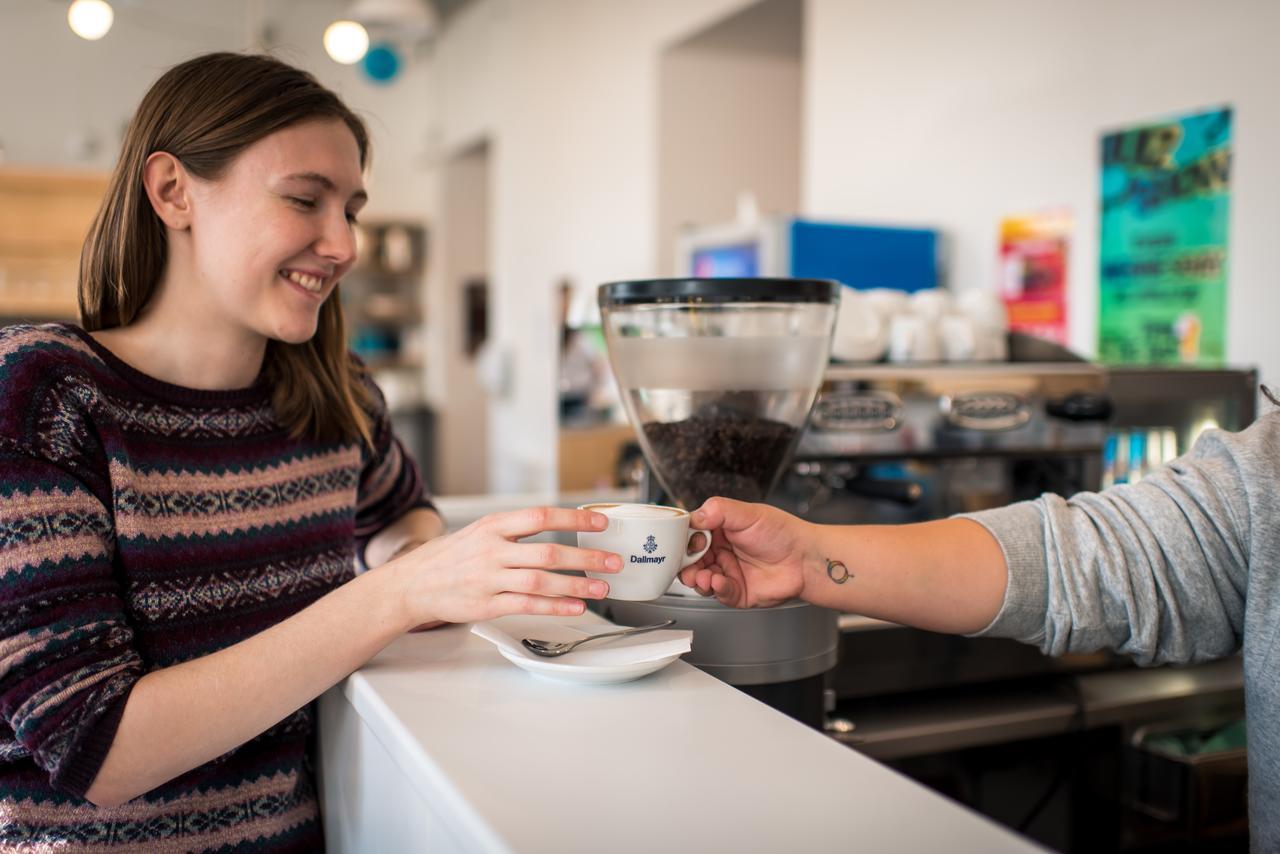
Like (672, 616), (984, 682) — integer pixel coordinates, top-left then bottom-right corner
(0, 323), (428, 852)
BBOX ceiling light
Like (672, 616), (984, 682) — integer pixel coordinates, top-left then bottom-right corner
(68, 0), (113, 41)
(324, 20), (369, 64)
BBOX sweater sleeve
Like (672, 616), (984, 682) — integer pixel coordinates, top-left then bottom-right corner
(0, 442), (146, 798)
(958, 415), (1273, 666)
(353, 371), (433, 565)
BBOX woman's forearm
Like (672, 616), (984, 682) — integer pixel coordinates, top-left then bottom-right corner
(85, 563), (411, 808)
(800, 518), (1008, 635)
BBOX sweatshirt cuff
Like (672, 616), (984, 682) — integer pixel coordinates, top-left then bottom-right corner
(55, 677), (139, 799)
(955, 501), (1050, 644)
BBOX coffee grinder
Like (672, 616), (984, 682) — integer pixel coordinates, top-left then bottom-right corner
(596, 278), (841, 727)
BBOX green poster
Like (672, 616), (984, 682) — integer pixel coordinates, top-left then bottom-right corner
(1098, 107), (1231, 365)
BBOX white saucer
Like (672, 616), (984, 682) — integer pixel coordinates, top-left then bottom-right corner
(496, 646), (682, 685)
(471, 616), (692, 685)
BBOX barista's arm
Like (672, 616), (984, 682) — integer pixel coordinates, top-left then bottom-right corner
(800, 518), (1008, 634)
(681, 499), (1007, 635)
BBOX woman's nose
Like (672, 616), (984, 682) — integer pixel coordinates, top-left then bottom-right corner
(316, 210), (357, 266)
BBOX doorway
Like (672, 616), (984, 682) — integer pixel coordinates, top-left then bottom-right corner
(437, 139), (491, 494)
(656, 0), (804, 275)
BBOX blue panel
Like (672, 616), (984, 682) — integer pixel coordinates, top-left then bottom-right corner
(691, 243), (759, 278)
(787, 219), (938, 292)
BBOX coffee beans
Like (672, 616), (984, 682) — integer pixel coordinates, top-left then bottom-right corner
(642, 407), (798, 508)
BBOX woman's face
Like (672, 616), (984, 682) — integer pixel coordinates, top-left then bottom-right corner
(184, 117), (366, 345)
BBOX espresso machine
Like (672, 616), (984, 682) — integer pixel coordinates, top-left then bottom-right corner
(780, 332), (1111, 528)
(595, 278), (842, 727)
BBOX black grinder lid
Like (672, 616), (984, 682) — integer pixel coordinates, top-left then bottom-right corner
(599, 277), (841, 307)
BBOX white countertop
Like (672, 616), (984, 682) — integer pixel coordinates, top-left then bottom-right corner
(317, 614), (1041, 854)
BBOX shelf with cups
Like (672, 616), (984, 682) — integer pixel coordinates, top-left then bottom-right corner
(343, 294), (425, 373)
(343, 220), (428, 372)
(831, 286), (1011, 365)
(342, 221), (433, 477)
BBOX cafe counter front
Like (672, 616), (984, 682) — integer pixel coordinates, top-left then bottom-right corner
(316, 614), (1042, 853)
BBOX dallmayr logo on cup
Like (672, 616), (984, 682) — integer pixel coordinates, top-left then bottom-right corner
(578, 503), (710, 601)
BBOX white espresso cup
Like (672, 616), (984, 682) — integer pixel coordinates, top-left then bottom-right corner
(938, 313), (978, 362)
(578, 503), (711, 601)
(888, 313), (941, 363)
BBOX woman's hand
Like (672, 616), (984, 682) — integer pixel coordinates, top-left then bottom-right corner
(390, 507), (620, 628)
(678, 498), (812, 609)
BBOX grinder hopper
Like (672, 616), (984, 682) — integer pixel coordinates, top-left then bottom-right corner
(598, 278), (840, 509)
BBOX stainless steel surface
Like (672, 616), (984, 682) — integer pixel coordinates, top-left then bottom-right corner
(837, 613), (898, 632)
(833, 657), (1244, 761)
(796, 361), (1109, 461)
(605, 595), (839, 686)
(1107, 366), (1258, 429)
(520, 619), (676, 657)
(778, 356), (1109, 527)
(1077, 656), (1245, 730)
(832, 684), (1080, 761)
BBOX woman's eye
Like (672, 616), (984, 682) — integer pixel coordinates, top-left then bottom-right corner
(289, 197), (317, 210)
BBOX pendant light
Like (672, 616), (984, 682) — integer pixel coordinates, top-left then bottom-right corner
(324, 19), (370, 64)
(67, 0), (113, 40)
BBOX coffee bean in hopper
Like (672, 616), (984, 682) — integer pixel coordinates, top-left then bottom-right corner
(642, 407), (798, 509)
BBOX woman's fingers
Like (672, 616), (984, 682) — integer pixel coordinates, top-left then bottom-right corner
(489, 592), (589, 618)
(507, 541), (620, 573)
(506, 568), (610, 600)
(488, 507), (608, 539)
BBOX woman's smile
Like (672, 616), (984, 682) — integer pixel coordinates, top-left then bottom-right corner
(280, 267), (328, 297)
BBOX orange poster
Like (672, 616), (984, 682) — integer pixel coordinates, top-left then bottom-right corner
(998, 211), (1071, 345)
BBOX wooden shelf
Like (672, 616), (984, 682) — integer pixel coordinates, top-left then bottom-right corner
(0, 168), (108, 321)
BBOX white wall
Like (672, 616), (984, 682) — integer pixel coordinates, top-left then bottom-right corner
(806, 0), (1280, 392)
(1, 2), (231, 168)
(657, 0), (802, 274)
(425, 0), (757, 493)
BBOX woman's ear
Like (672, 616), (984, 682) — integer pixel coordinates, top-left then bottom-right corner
(142, 151), (192, 230)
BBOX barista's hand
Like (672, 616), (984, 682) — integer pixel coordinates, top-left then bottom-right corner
(678, 498), (811, 609)
(390, 507), (620, 628)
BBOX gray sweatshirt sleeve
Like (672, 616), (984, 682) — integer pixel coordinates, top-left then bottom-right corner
(959, 416), (1275, 666)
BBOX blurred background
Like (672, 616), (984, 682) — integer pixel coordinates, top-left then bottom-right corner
(3, 0), (1276, 500)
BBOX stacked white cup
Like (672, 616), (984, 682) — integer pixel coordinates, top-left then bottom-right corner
(830, 286), (1008, 363)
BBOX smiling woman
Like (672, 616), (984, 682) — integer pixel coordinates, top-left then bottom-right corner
(0, 52), (622, 852)
(79, 52), (375, 446)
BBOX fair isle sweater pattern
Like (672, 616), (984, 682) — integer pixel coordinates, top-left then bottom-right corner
(0, 323), (428, 851)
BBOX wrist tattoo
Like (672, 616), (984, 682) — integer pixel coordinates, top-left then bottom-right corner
(825, 559), (851, 584)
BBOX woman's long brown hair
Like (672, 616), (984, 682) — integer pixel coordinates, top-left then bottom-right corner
(79, 52), (374, 447)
